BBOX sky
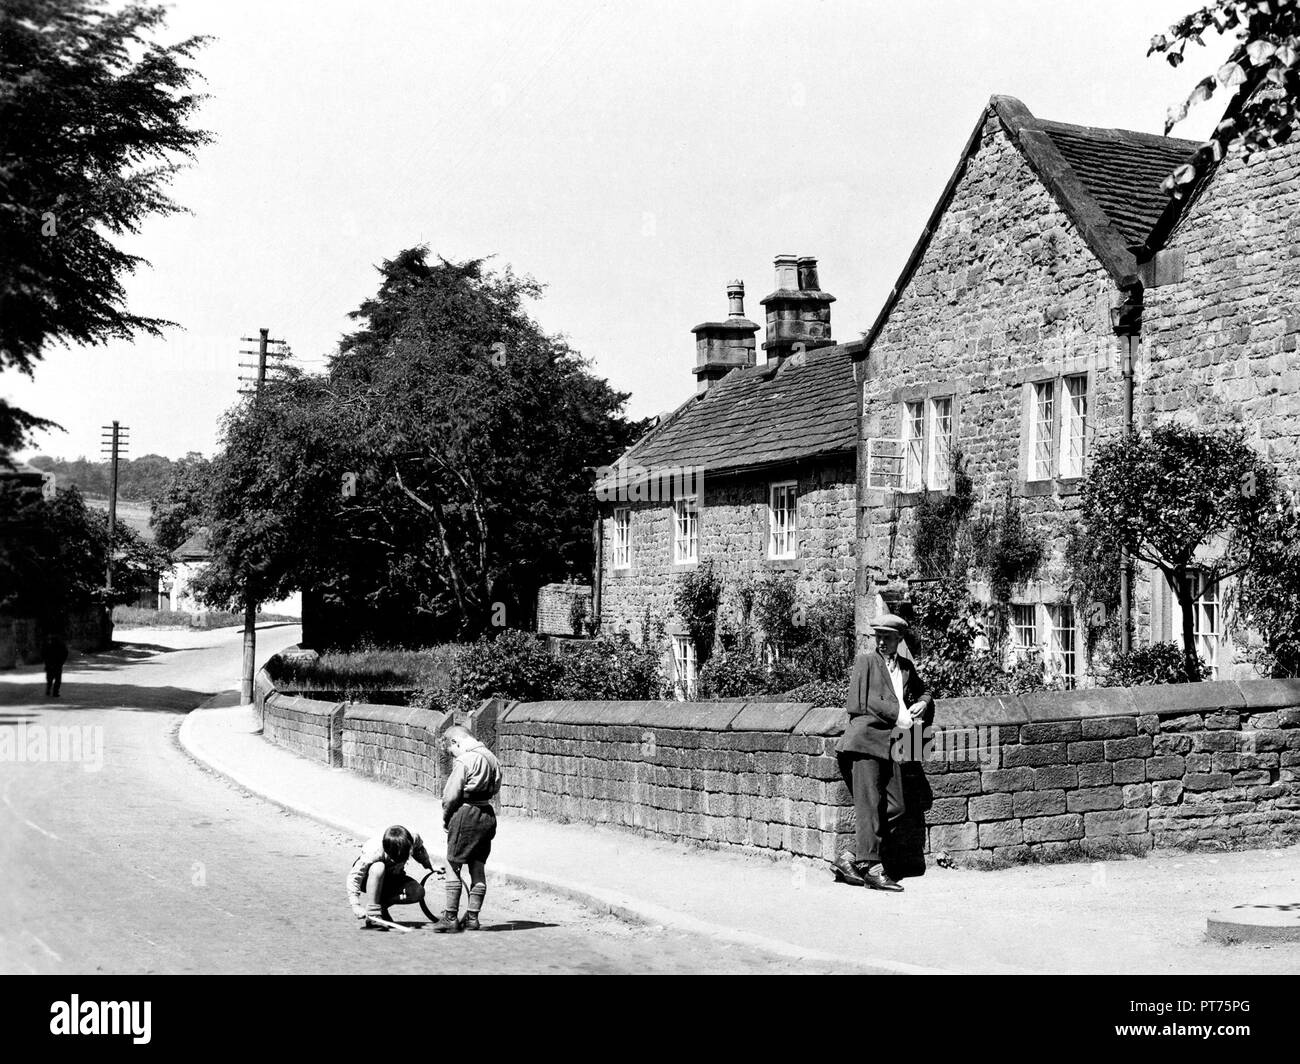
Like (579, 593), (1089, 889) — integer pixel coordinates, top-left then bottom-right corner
(8, 0), (1232, 463)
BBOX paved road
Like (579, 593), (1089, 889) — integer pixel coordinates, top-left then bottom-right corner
(0, 627), (835, 974)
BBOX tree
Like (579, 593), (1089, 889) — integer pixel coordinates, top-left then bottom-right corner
(0, 0), (210, 457)
(149, 452), (211, 552)
(1234, 498), (1300, 676)
(0, 482), (165, 618)
(1150, 0), (1300, 195)
(1080, 424), (1280, 681)
(197, 250), (641, 645)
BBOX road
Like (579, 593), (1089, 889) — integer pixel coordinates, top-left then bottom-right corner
(0, 625), (835, 974)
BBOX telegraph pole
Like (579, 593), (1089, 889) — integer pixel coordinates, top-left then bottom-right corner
(100, 421), (129, 592)
(236, 328), (288, 704)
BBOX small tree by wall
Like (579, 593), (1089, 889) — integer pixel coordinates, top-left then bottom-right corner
(1081, 423), (1281, 681)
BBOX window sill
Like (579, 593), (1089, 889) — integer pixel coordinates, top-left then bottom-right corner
(1022, 476), (1085, 498)
(673, 558), (699, 569)
(765, 556), (802, 571)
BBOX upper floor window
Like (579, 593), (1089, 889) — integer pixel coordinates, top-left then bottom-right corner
(928, 396), (954, 490)
(612, 507), (631, 570)
(1026, 373), (1089, 482)
(768, 481), (798, 559)
(673, 496), (698, 564)
(903, 401), (925, 492)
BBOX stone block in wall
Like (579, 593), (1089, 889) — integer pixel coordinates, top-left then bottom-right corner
(1112, 759), (1146, 784)
(1138, 682), (1244, 718)
(929, 823), (979, 851)
(1020, 721), (1081, 744)
(793, 708), (848, 735)
(1001, 742), (1068, 768)
(1237, 678), (1300, 710)
(1020, 688), (1136, 723)
(1068, 740), (1105, 762)
(1152, 780), (1184, 805)
(1081, 717), (1135, 739)
(930, 771), (982, 797)
(1023, 814), (1084, 843)
(927, 797), (970, 824)
(978, 820), (1023, 848)
(728, 703), (815, 732)
(1077, 763), (1112, 787)
(1067, 786), (1124, 812)
(1032, 764), (1077, 790)
(980, 767), (1033, 792)
(1104, 736), (1153, 760)
(1154, 734), (1192, 756)
(1013, 790), (1066, 817)
(1185, 772), (1233, 791)
(968, 793), (1013, 821)
(1083, 810), (1149, 837)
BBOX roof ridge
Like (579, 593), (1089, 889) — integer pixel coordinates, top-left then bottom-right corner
(1035, 117), (1201, 151)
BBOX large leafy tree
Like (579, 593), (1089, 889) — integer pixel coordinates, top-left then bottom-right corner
(1150, 0), (1300, 195)
(0, 0), (210, 457)
(1081, 424), (1281, 681)
(198, 249), (641, 644)
(0, 481), (165, 617)
(148, 451), (212, 552)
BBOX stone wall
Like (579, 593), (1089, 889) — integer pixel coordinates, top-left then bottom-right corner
(341, 703), (449, 794)
(263, 693), (345, 766)
(0, 606), (113, 669)
(536, 583), (592, 637)
(600, 456), (855, 642)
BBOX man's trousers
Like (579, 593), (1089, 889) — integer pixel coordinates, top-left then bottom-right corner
(836, 753), (905, 866)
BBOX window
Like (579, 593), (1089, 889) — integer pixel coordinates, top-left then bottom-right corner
(928, 396), (954, 490)
(1046, 604), (1077, 689)
(612, 507), (631, 570)
(1010, 604), (1037, 659)
(673, 496), (698, 564)
(768, 482), (798, 559)
(1061, 375), (1088, 478)
(1030, 381), (1055, 481)
(903, 401), (925, 491)
(1170, 571), (1219, 678)
(672, 635), (697, 699)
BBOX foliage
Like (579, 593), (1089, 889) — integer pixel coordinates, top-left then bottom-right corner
(0, 483), (166, 617)
(567, 593), (589, 638)
(0, 0), (210, 455)
(27, 453), (194, 505)
(197, 250), (640, 643)
(910, 451), (976, 579)
(551, 635), (669, 701)
(148, 453), (212, 552)
(1233, 498), (1300, 676)
(1062, 522), (1123, 653)
(1099, 642), (1211, 686)
(975, 487), (1047, 609)
(673, 560), (723, 661)
(783, 678), (850, 708)
(266, 643), (458, 701)
(110, 605), (297, 629)
(453, 629), (562, 703)
(752, 572), (799, 653)
(696, 646), (771, 699)
(1081, 423), (1280, 681)
(1150, 0), (1300, 181)
(790, 591), (857, 681)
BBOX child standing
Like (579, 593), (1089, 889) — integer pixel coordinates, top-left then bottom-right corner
(346, 824), (436, 930)
(431, 726), (502, 933)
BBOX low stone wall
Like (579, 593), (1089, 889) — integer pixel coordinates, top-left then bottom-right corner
(254, 665), (1300, 869)
(341, 703), (449, 794)
(0, 606), (112, 669)
(263, 693), (345, 766)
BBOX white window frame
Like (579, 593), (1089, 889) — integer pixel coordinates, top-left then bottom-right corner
(673, 495), (698, 564)
(903, 400), (925, 492)
(612, 507), (631, 570)
(672, 635), (697, 700)
(1046, 604), (1077, 689)
(927, 396), (954, 491)
(768, 481), (798, 559)
(1010, 603), (1037, 661)
(1061, 374), (1088, 479)
(1029, 380), (1055, 482)
(1170, 571), (1219, 679)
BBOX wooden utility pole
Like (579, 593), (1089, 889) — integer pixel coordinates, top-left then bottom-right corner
(236, 328), (288, 704)
(100, 421), (129, 592)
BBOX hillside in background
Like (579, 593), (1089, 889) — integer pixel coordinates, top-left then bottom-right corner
(27, 453), (199, 504)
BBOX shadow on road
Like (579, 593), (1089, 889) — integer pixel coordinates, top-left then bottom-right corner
(0, 682), (209, 714)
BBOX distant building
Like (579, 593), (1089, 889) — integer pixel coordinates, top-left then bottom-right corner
(159, 529), (211, 612)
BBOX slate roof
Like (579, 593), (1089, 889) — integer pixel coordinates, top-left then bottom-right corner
(1037, 120), (1199, 249)
(173, 529), (211, 562)
(860, 95), (1200, 355)
(597, 342), (858, 488)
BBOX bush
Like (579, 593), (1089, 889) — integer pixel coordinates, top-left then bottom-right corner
(673, 561), (723, 661)
(697, 647), (771, 698)
(112, 605), (297, 630)
(1100, 642), (1209, 687)
(267, 643), (458, 701)
(552, 635), (669, 701)
(454, 629), (561, 703)
(784, 677), (849, 708)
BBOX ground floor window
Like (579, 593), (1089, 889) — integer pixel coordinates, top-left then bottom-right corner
(1046, 604), (1077, 689)
(672, 635), (697, 699)
(1170, 571), (1219, 679)
(1010, 603), (1037, 662)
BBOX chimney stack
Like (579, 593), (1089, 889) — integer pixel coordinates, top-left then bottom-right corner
(692, 280), (759, 393)
(760, 254), (835, 366)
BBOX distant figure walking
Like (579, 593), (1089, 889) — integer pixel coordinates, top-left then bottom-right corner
(42, 634), (68, 698)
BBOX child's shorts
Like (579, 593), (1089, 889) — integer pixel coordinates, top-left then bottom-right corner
(345, 864), (424, 917)
(446, 803), (496, 864)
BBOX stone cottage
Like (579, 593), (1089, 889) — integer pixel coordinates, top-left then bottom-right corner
(593, 256), (860, 694)
(855, 95), (1196, 685)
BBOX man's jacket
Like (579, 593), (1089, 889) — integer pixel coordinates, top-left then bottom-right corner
(834, 650), (935, 759)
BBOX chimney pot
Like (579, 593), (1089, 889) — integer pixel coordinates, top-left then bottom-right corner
(774, 254), (798, 291)
(727, 280), (745, 318)
(797, 256), (820, 292)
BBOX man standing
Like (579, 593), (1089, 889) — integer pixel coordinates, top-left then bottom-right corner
(832, 613), (934, 892)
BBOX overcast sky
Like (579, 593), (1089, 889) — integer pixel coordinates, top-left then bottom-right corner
(10, 0), (1231, 462)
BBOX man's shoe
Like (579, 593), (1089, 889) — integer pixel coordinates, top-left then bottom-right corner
(461, 913), (481, 931)
(430, 912), (463, 933)
(831, 853), (866, 887)
(862, 866), (904, 892)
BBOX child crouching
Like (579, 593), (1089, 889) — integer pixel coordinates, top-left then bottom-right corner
(431, 725), (502, 932)
(346, 824), (436, 929)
